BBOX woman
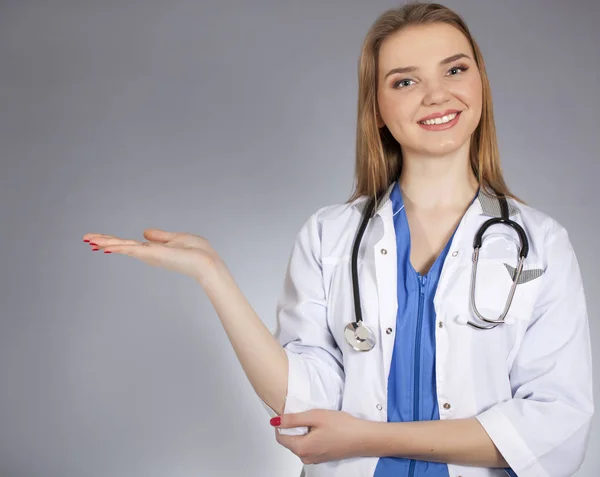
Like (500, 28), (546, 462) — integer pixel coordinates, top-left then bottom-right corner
(82, 3), (593, 477)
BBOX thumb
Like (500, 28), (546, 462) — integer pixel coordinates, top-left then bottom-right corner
(273, 411), (315, 429)
(142, 229), (179, 242)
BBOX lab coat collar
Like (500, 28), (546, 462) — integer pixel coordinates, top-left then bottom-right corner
(351, 181), (520, 219)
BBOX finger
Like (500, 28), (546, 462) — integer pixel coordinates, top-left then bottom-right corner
(101, 243), (153, 255)
(84, 233), (137, 244)
(96, 242), (201, 278)
(274, 433), (302, 452)
(144, 229), (212, 251)
(83, 233), (116, 242)
(83, 231), (166, 244)
(87, 237), (143, 248)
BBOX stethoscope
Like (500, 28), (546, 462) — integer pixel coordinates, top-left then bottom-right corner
(344, 191), (530, 352)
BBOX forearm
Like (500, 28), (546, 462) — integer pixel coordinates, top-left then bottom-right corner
(198, 263), (288, 415)
(362, 417), (508, 468)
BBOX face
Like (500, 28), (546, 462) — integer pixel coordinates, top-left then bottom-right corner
(376, 22), (483, 157)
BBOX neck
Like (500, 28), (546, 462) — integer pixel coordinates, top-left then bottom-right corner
(398, 142), (479, 212)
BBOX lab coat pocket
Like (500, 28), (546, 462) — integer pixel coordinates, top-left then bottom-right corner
(471, 258), (544, 325)
(443, 257), (545, 399)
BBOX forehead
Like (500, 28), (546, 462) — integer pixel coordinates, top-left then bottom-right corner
(379, 23), (473, 69)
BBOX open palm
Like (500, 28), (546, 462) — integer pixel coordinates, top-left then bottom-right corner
(82, 228), (223, 282)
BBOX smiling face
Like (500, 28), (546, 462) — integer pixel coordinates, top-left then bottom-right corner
(376, 22), (483, 158)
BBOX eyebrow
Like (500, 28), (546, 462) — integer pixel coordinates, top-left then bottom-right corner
(384, 53), (472, 79)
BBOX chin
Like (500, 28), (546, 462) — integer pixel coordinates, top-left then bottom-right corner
(416, 140), (468, 157)
(393, 126), (474, 158)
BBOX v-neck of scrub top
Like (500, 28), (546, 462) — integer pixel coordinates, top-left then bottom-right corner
(374, 181), (478, 477)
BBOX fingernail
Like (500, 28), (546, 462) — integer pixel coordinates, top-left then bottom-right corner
(270, 417), (281, 427)
(103, 250), (112, 254)
(83, 239), (90, 243)
(91, 247), (100, 251)
(89, 242), (98, 246)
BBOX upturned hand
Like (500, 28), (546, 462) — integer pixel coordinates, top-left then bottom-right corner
(82, 228), (225, 285)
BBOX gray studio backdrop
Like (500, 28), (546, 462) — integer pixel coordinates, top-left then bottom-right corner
(0, 1), (598, 476)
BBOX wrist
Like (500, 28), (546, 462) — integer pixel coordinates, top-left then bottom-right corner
(195, 258), (232, 290)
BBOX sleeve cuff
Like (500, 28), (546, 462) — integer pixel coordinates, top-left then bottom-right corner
(476, 405), (549, 477)
(261, 350), (343, 436)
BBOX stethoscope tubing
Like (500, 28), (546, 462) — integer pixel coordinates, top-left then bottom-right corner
(346, 190), (530, 350)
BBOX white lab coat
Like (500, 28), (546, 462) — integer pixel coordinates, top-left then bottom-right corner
(263, 182), (593, 477)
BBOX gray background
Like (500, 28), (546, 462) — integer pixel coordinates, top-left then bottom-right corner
(0, 0), (598, 476)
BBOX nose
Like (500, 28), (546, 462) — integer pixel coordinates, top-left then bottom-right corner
(422, 79), (451, 106)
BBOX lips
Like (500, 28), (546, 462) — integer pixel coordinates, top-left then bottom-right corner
(417, 110), (462, 131)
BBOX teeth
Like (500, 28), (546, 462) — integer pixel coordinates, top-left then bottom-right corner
(420, 112), (458, 125)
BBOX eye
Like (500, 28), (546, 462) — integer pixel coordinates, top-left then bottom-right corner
(392, 78), (415, 89)
(447, 64), (469, 76)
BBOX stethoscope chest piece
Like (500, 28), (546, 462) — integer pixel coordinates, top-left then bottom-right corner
(344, 321), (376, 351)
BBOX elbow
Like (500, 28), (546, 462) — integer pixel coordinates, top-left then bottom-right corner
(540, 412), (593, 477)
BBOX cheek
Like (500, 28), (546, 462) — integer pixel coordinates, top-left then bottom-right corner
(379, 91), (417, 126)
(458, 75), (483, 114)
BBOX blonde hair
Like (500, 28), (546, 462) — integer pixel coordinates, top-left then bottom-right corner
(346, 2), (520, 205)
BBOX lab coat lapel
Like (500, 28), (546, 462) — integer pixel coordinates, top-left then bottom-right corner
(372, 197), (397, 391)
(352, 182), (398, 389)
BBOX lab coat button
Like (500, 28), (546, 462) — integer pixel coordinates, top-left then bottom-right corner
(443, 402), (451, 410)
(452, 250), (459, 257)
(438, 321), (443, 328)
(376, 404), (383, 410)
(386, 327), (393, 334)
(380, 248), (387, 255)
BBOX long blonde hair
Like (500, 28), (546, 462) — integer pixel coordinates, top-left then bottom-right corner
(347, 2), (519, 205)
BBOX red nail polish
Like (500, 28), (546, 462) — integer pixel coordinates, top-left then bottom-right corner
(91, 247), (99, 251)
(83, 239), (90, 243)
(89, 242), (98, 246)
(270, 417), (281, 427)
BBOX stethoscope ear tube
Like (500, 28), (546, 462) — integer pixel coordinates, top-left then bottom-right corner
(346, 196), (378, 352)
(468, 195), (530, 329)
(473, 218), (529, 259)
(351, 197), (377, 325)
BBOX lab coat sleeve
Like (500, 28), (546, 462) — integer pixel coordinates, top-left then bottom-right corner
(475, 222), (594, 477)
(261, 207), (345, 435)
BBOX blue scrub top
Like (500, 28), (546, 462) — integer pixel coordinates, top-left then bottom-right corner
(372, 183), (515, 477)
(373, 181), (454, 477)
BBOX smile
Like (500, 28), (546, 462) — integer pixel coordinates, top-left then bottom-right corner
(419, 112), (458, 125)
(417, 111), (462, 131)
